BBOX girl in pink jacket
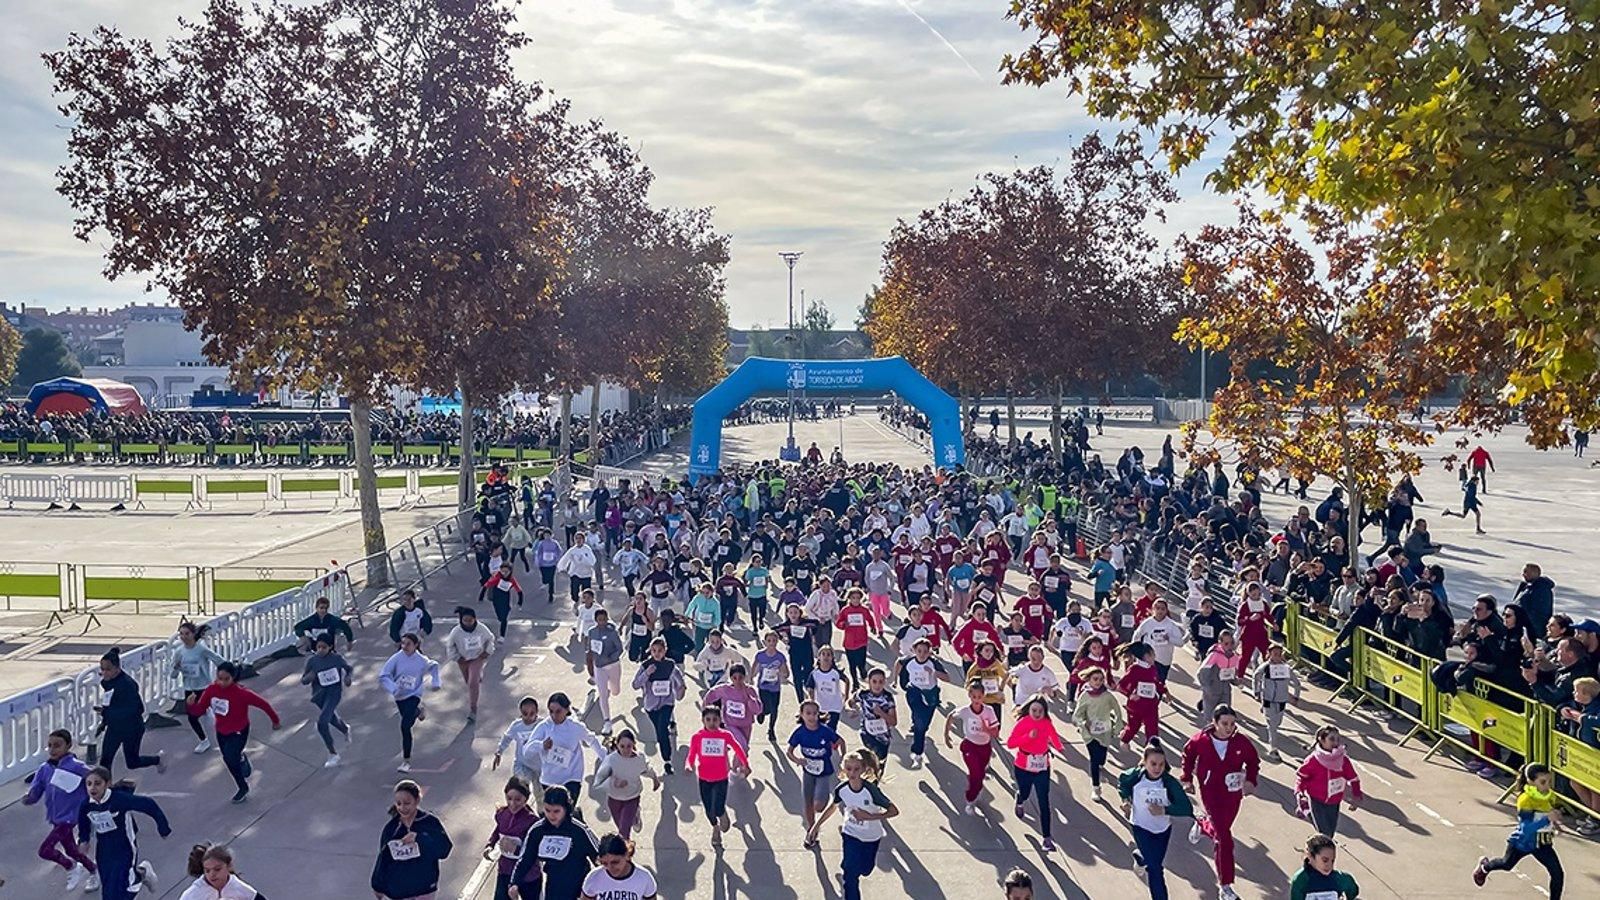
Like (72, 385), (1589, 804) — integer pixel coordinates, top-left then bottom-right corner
(1295, 724), (1363, 838)
(1005, 695), (1065, 851)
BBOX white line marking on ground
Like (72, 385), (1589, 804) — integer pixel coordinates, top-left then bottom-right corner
(1413, 802), (1456, 828)
(457, 854), (496, 900)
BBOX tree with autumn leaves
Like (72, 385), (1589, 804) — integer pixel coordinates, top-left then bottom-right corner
(866, 133), (1186, 449)
(1002, 0), (1600, 447)
(46, 0), (729, 573)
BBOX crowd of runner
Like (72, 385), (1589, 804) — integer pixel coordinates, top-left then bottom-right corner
(18, 436), (1600, 899)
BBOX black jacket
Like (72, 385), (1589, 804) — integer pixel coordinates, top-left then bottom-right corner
(371, 810), (452, 899)
(510, 816), (600, 900)
(98, 671), (145, 729)
(294, 611), (354, 646)
(388, 603), (434, 645)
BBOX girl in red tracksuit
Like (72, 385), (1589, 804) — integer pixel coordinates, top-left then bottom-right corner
(1117, 642), (1164, 746)
(1180, 706), (1261, 900)
(1070, 638), (1113, 697)
(1234, 583), (1271, 679)
(952, 604), (1003, 665)
(1295, 724), (1363, 838)
(195, 662), (281, 804)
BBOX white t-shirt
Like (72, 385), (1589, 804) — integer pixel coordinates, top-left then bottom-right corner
(811, 668), (845, 713)
(1012, 664), (1060, 706)
(580, 863), (659, 900)
(1050, 617), (1094, 653)
(178, 874), (260, 900)
(1128, 775), (1172, 833)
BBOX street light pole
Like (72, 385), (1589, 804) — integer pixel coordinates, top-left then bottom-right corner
(779, 251), (803, 460)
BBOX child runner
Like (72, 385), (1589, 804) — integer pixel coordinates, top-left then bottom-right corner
(94, 648), (166, 776)
(1252, 644), (1303, 762)
(623, 593), (656, 663)
(379, 633), (442, 774)
(805, 748), (899, 900)
(715, 563), (747, 630)
(580, 833), (660, 900)
(1118, 741), (1195, 900)
(1010, 644), (1062, 716)
(1003, 869), (1034, 900)
(789, 699), (845, 842)
(293, 594), (355, 653)
(1117, 642), (1164, 747)
(809, 645), (846, 729)
(532, 692), (607, 808)
(172, 622), (226, 753)
(894, 638), (950, 768)
(695, 630), (746, 688)
(744, 554), (772, 624)
(685, 583), (723, 652)
(1050, 600), (1095, 707)
(967, 639), (1010, 726)
(781, 603), (819, 704)
(78, 766), (170, 900)
(1473, 762), (1565, 897)
(584, 609), (625, 736)
(195, 661), (281, 804)
(704, 664), (763, 751)
(24, 729), (97, 891)
(445, 606), (496, 724)
(493, 696), (543, 781)
(478, 563), (523, 638)
(387, 590), (434, 647)
(482, 777), (538, 900)
(1180, 705), (1262, 900)
(1006, 695), (1064, 851)
(178, 844), (260, 900)
(1071, 668), (1125, 799)
(1290, 834), (1361, 900)
(371, 779), (454, 900)
(854, 667), (898, 764)
(1132, 599), (1186, 684)
(1295, 725), (1363, 838)
(301, 634), (353, 767)
(753, 630), (791, 742)
(594, 730), (660, 839)
(632, 638), (687, 774)
(1000, 611), (1034, 669)
(945, 679), (1002, 817)
(1234, 582), (1271, 679)
(686, 705), (751, 848)
(1196, 630), (1240, 722)
(835, 589), (874, 692)
(509, 786), (600, 900)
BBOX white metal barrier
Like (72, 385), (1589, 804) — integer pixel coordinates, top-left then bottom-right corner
(62, 474), (136, 505)
(0, 473), (64, 507)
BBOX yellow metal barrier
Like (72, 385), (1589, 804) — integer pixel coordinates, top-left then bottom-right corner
(1425, 675), (1536, 800)
(1349, 627), (1432, 746)
(1546, 704), (1600, 818)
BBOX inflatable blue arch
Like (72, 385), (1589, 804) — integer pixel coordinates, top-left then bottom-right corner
(687, 356), (965, 480)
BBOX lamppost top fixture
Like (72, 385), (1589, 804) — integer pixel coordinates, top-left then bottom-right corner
(779, 251), (803, 269)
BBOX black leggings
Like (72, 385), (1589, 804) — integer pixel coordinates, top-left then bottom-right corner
(99, 722), (160, 773)
(1015, 766), (1052, 838)
(219, 728), (250, 792)
(757, 690), (782, 736)
(648, 705), (675, 763)
(845, 647), (868, 683)
(397, 696), (421, 759)
(316, 694), (348, 753)
(699, 778), (729, 820)
(184, 692), (207, 740)
(1484, 842), (1562, 899)
(509, 547), (529, 571)
(1086, 740), (1108, 786)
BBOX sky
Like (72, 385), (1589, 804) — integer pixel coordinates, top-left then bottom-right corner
(0, 0), (1236, 328)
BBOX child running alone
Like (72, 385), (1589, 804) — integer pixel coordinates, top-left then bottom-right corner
(1473, 763), (1565, 898)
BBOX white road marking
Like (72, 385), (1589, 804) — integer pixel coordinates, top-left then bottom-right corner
(457, 854), (496, 900)
(1413, 802), (1456, 829)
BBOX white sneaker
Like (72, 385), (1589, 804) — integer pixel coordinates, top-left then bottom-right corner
(396, 761), (412, 773)
(137, 860), (157, 890)
(193, 738), (211, 754)
(1218, 885), (1239, 900)
(964, 803), (978, 816)
(325, 754), (342, 768)
(1189, 820), (1204, 844)
(66, 865), (86, 891)
(83, 872), (100, 892)
(1092, 785), (1103, 800)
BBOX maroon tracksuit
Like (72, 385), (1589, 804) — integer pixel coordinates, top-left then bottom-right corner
(1180, 725), (1261, 887)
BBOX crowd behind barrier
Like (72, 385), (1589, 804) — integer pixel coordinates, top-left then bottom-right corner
(0, 498), (499, 789)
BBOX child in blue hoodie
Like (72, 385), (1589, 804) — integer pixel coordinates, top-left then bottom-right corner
(1473, 763), (1564, 898)
(23, 729), (98, 891)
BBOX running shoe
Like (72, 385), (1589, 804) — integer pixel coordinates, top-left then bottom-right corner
(964, 803), (977, 816)
(416, 705), (428, 722)
(467, 714), (477, 725)
(1042, 837), (1055, 852)
(66, 864), (86, 891)
(1092, 785), (1103, 801)
(1015, 803), (1027, 819)
(325, 754), (341, 768)
(193, 739), (211, 754)
(137, 860), (158, 890)
(1218, 885), (1239, 900)
(1189, 820), (1204, 844)
(83, 872), (100, 892)
(240, 756), (252, 779)
(1472, 857), (1488, 887)
(397, 761), (413, 773)
(230, 788), (249, 804)
(156, 752), (168, 775)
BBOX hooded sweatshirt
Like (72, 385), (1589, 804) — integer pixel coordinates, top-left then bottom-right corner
(1296, 745), (1363, 805)
(1071, 686), (1125, 747)
(25, 752), (92, 825)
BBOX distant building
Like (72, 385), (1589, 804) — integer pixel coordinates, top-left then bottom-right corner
(81, 305), (234, 407)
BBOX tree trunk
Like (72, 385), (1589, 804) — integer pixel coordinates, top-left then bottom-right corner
(349, 395), (389, 589)
(1006, 392), (1017, 443)
(1049, 381), (1063, 457)
(457, 381), (476, 510)
(559, 392), (573, 462)
(589, 380), (603, 464)
(1344, 461), (1361, 572)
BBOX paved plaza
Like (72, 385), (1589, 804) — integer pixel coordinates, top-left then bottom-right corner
(0, 413), (1595, 898)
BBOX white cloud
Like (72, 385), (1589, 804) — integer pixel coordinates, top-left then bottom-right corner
(1, 0), (1237, 327)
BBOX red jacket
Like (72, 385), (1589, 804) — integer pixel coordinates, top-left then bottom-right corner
(1181, 725), (1261, 796)
(1014, 595), (1052, 639)
(1070, 652), (1112, 687)
(1117, 661), (1166, 705)
(1236, 597), (1270, 636)
(919, 609), (953, 649)
(835, 606), (874, 651)
(194, 682), (280, 737)
(1296, 751), (1363, 804)
(953, 619), (1002, 661)
(982, 543), (1012, 580)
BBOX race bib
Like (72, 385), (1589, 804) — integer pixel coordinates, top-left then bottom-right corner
(1219, 667), (1235, 682)
(210, 697), (231, 717)
(847, 613), (866, 628)
(1089, 720), (1109, 735)
(702, 737), (727, 757)
(1149, 630), (1169, 645)
(1023, 753), (1049, 773)
(816, 680), (840, 700)
(651, 680), (672, 698)
(1269, 664), (1292, 680)
(1198, 625), (1215, 638)
(865, 717), (889, 736)
(50, 767), (83, 793)
(537, 835), (572, 860)
(909, 669), (934, 690)
(759, 667), (780, 684)
(388, 839), (421, 861)
(1120, 615), (1135, 629)
(695, 610), (714, 625)
(789, 625), (809, 639)
(464, 636), (484, 656)
(1224, 771), (1245, 792)
(964, 717), (988, 741)
(1006, 635), (1024, 649)
(497, 580), (512, 593)
(1326, 777), (1346, 796)
(1305, 893), (1340, 900)
(1136, 682), (1157, 699)
(88, 810), (116, 833)
(1043, 576), (1059, 590)
(497, 835), (524, 859)
(632, 624), (649, 637)
(398, 675), (419, 690)
(546, 746), (574, 769)
(317, 668), (342, 686)
(982, 677), (1001, 695)
(589, 639), (605, 656)
(803, 758), (825, 775)
(724, 701), (746, 719)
